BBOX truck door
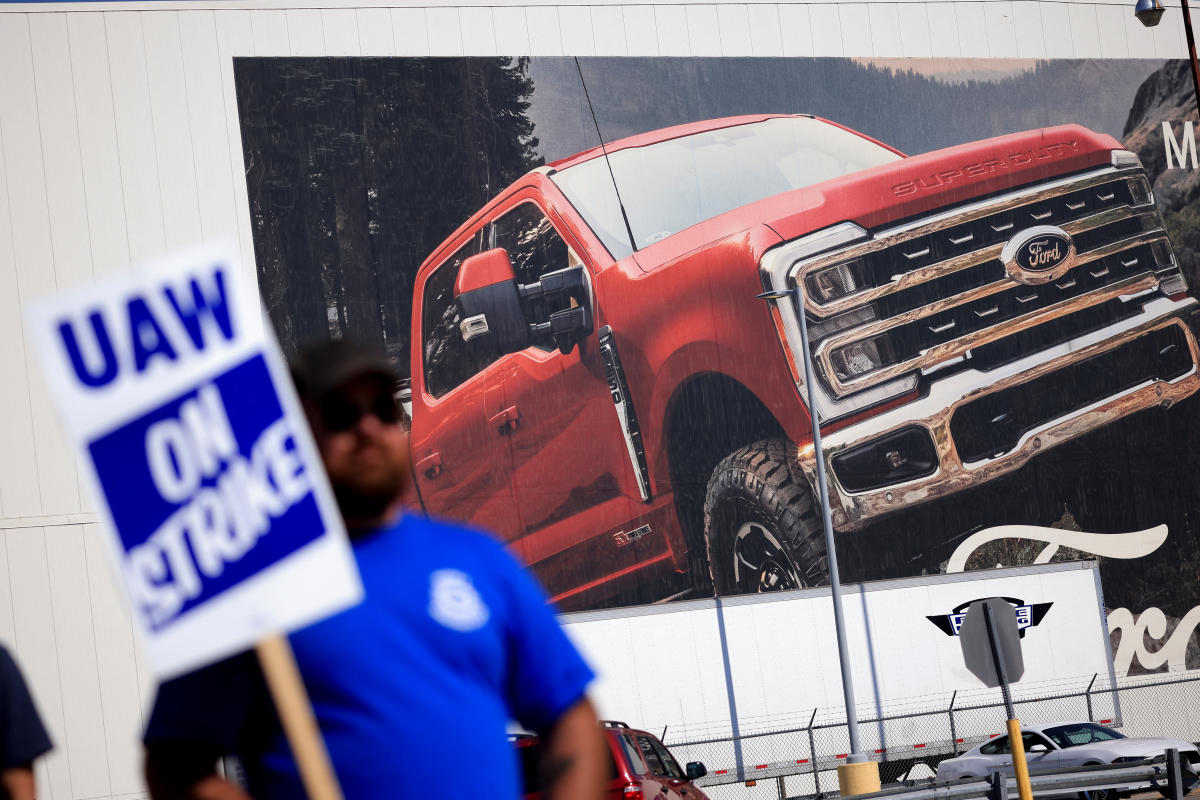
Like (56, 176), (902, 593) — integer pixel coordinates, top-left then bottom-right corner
(485, 199), (661, 598)
(633, 733), (685, 799)
(409, 235), (518, 534)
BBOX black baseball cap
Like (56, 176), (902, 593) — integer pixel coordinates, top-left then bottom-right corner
(290, 337), (398, 400)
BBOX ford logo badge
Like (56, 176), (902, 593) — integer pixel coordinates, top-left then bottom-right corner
(1001, 225), (1076, 285)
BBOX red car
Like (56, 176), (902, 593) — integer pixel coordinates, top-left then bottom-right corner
(513, 721), (710, 799)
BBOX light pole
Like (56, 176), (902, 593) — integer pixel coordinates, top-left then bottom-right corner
(790, 282), (880, 796)
(1136, 0), (1200, 119)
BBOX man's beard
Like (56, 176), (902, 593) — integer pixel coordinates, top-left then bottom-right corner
(331, 468), (404, 532)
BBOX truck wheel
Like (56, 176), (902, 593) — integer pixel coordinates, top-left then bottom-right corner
(703, 439), (828, 595)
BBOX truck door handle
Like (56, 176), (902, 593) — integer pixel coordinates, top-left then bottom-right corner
(489, 405), (521, 435)
(416, 451), (442, 479)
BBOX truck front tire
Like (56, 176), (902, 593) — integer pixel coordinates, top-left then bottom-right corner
(703, 439), (829, 595)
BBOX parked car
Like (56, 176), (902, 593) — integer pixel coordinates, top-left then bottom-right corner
(937, 721), (1199, 793)
(513, 720), (710, 799)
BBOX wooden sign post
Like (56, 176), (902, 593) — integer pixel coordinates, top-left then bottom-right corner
(257, 635), (344, 800)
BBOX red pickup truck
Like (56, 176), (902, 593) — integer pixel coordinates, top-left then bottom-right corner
(514, 721), (709, 799)
(405, 114), (1200, 611)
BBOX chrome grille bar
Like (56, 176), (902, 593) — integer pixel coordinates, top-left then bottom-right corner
(774, 158), (1180, 401)
(789, 167), (1145, 317)
(818, 225), (1167, 356)
(817, 271), (1161, 395)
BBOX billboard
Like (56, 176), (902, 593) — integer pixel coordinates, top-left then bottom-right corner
(233, 56), (1200, 676)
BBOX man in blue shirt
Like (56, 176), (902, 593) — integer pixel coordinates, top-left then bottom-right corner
(143, 339), (605, 799)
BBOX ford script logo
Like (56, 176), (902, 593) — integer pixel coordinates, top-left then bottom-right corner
(1001, 225), (1076, 285)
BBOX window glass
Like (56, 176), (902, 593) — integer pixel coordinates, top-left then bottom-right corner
(421, 234), (485, 397)
(1044, 723), (1125, 749)
(980, 736), (1008, 755)
(492, 202), (570, 286)
(636, 734), (667, 776)
(651, 738), (686, 780)
(620, 735), (647, 776)
(1023, 733), (1053, 752)
(551, 116), (901, 260)
(492, 203), (575, 352)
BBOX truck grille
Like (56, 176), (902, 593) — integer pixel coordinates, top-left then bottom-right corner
(950, 323), (1192, 463)
(789, 165), (1183, 399)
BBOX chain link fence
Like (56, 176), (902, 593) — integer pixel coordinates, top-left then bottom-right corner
(663, 669), (1200, 800)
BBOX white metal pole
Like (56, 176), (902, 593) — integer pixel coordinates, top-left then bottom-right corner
(791, 284), (867, 764)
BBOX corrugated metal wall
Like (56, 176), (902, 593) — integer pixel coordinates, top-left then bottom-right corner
(0, 2), (1190, 797)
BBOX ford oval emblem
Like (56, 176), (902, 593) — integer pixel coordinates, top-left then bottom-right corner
(1001, 225), (1076, 285)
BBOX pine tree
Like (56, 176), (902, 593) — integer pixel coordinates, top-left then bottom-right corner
(235, 56), (542, 372)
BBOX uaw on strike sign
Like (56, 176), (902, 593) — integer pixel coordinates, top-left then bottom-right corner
(27, 242), (363, 679)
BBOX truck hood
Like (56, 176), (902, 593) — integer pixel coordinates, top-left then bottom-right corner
(630, 125), (1119, 272)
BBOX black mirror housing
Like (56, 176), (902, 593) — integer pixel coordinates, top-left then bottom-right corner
(455, 249), (530, 358)
(686, 762), (707, 780)
(455, 250), (594, 357)
(522, 266), (593, 354)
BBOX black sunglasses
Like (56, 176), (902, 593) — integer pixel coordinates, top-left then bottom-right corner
(317, 389), (401, 432)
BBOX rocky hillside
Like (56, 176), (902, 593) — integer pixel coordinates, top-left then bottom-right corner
(1123, 59), (1200, 278)
(531, 58), (1159, 161)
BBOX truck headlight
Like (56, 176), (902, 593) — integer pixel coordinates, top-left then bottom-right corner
(806, 259), (870, 305)
(1127, 175), (1153, 206)
(808, 306), (878, 341)
(830, 335), (898, 381)
(1153, 239), (1189, 297)
(1153, 239), (1178, 269)
(761, 222), (920, 422)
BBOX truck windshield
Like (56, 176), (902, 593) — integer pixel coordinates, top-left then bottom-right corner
(550, 116), (902, 260)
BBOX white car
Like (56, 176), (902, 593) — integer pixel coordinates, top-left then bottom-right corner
(937, 721), (1199, 791)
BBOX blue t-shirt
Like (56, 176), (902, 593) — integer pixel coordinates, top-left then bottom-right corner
(144, 515), (594, 799)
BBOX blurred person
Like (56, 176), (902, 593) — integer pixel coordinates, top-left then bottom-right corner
(0, 644), (52, 800)
(142, 337), (606, 800)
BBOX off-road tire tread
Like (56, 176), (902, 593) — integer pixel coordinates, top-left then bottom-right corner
(702, 438), (828, 594)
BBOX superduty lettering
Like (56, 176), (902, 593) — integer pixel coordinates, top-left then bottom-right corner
(891, 142), (1080, 197)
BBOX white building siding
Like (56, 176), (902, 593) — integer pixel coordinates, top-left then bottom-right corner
(0, 2), (1191, 797)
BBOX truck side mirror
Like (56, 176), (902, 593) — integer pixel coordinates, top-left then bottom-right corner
(455, 248), (530, 358)
(524, 266), (593, 355)
(686, 762), (707, 780)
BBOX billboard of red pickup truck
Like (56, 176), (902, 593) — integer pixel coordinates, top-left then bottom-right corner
(235, 56), (1200, 670)
(405, 113), (1196, 611)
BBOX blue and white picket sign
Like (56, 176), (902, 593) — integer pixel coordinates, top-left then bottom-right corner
(26, 241), (363, 679)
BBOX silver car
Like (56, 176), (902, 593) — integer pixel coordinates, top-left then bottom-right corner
(937, 721), (1199, 794)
